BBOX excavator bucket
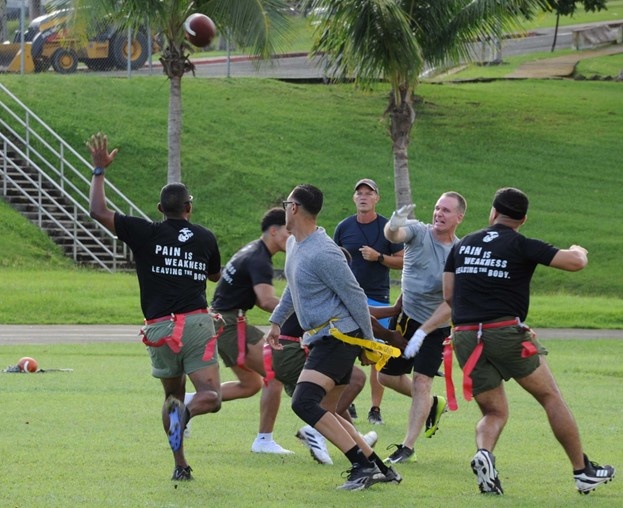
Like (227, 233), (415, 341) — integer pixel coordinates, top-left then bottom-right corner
(7, 43), (35, 73)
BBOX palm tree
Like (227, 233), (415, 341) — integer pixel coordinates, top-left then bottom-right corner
(304, 0), (545, 208)
(65, 0), (293, 183)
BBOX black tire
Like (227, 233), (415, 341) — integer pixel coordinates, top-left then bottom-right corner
(34, 57), (51, 73)
(51, 48), (78, 74)
(83, 59), (115, 72)
(111, 31), (148, 70)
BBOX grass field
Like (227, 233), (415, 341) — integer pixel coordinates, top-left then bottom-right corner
(1, 339), (621, 507)
(0, 11), (621, 508)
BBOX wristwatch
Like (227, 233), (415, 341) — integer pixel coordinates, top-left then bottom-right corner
(92, 167), (105, 176)
(377, 253), (385, 263)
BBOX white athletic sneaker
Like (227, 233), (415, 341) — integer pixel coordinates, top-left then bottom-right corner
(296, 425), (333, 465)
(251, 438), (294, 455)
(362, 430), (378, 448)
(471, 449), (503, 494)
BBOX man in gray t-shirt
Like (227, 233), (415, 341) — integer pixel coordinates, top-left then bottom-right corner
(381, 192), (466, 465)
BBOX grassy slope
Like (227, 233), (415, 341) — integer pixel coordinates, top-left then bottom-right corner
(1, 48), (622, 326)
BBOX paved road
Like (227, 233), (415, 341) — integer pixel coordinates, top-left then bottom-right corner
(109, 20), (623, 81)
(0, 324), (621, 345)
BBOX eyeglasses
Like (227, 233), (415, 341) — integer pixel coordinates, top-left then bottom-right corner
(282, 201), (299, 210)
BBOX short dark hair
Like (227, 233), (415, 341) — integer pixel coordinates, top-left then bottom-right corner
(160, 183), (191, 214)
(261, 207), (286, 232)
(291, 184), (323, 216)
(493, 187), (528, 220)
(442, 191), (467, 215)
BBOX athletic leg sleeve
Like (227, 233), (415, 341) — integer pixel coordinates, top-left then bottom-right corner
(291, 381), (328, 427)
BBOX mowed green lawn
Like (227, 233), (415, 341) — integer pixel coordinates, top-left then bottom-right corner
(0, 25), (621, 508)
(1, 69), (622, 326)
(1, 339), (621, 507)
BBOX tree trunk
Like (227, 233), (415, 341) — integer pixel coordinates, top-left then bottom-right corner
(159, 39), (191, 184)
(0, 0), (7, 43)
(551, 14), (560, 52)
(167, 74), (182, 183)
(387, 86), (415, 211)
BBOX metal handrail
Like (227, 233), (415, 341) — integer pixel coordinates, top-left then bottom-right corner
(0, 82), (149, 271)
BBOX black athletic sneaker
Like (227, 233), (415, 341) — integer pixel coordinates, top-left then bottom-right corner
(379, 465), (403, 484)
(471, 449), (503, 495)
(368, 406), (384, 425)
(337, 463), (383, 491)
(171, 465), (193, 481)
(384, 444), (416, 464)
(348, 403), (358, 419)
(574, 454), (615, 494)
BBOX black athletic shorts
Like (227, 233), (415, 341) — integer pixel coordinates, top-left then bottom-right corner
(303, 329), (362, 386)
(381, 313), (449, 378)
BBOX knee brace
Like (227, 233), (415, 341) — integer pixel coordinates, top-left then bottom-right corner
(291, 381), (327, 427)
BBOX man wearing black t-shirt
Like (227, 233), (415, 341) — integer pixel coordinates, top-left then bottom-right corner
(87, 132), (223, 482)
(444, 187), (615, 495)
(210, 207), (293, 454)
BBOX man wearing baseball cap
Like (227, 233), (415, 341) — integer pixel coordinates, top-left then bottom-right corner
(334, 178), (404, 425)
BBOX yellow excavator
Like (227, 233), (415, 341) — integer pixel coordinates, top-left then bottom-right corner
(0, 9), (157, 73)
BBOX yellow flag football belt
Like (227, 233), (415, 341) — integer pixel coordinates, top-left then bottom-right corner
(305, 319), (401, 372)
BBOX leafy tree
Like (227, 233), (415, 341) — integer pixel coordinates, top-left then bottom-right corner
(545, 0), (608, 51)
(60, 0), (293, 183)
(301, 0), (547, 208)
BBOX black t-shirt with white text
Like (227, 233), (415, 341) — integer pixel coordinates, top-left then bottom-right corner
(114, 214), (221, 320)
(444, 224), (558, 324)
(211, 239), (274, 312)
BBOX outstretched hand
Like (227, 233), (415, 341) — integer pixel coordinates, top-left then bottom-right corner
(388, 204), (415, 231)
(86, 132), (118, 170)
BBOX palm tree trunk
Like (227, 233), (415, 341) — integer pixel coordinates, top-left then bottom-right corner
(387, 87), (415, 210)
(167, 75), (182, 183)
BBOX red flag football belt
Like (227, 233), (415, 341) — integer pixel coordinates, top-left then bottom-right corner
(443, 318), (537, 411)
(141, 309), (218, 360)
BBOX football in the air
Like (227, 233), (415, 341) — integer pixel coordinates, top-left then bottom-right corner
(18, 356), (38, 373)
(183, 13), (217, 48)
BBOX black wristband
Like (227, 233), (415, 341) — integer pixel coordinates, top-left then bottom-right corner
(377, 253), (385, 263)
(92, 167), (105, 176)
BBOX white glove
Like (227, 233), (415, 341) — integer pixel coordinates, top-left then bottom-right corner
(404, 329), (426, 359)
(388, 204), (415, 231)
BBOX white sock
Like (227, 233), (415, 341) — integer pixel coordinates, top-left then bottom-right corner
(184, 392), (196, 405)
(257, 432), (273, 441)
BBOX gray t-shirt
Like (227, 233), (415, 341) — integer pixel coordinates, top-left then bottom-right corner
(401, 220), (458, 326)
(270, 227), (374, 346)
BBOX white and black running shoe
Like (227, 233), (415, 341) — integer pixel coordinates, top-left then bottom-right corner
(471, 448), (503, 495)
(574, 454), (615, 494)
(296, 425), (333, 465)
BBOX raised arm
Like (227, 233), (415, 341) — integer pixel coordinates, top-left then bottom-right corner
(86, 132), (118, 233)
(384, 204), (415, 243)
